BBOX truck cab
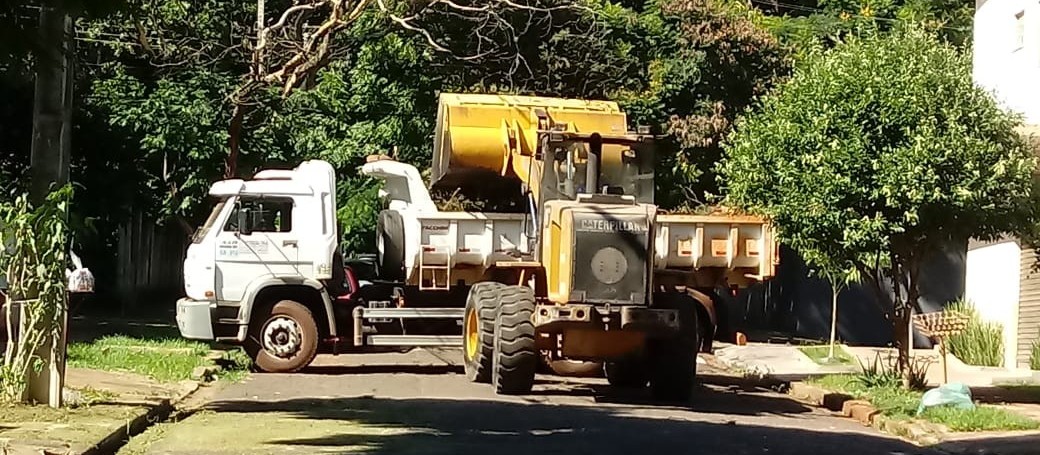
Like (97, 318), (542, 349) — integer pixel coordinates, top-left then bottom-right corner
(176, 160), (341, 372)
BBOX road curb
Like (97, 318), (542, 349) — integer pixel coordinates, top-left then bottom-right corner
(80, 398), (174, 455)
(786, 381), (948, 446)
(76, 350), (228, 455)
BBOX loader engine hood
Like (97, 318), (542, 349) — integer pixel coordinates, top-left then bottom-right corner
(545, 197), (655, 306)
(571, 212), (650, 304)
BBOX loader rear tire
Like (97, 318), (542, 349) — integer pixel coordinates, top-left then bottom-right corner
(647, 292), (700, 402)
(548, 359), (604, 378)
(605, 356), (649, 387)
(491, 286), (537, 395)
(463, 282), (505, 383)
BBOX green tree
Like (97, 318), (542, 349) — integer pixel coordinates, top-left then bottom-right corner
(718, 28), (1040, 378)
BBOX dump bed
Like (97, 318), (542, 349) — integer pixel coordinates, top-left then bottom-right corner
(653, 213), (778, 288)
(414, 211), (530, 269)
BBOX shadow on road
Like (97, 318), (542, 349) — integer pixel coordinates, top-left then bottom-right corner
(935, 433), (1040, 454)
(300, 364), (465, 376)
(203, 395), (938, 455)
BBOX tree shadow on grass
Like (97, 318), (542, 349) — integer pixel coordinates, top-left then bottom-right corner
(203, 395), (942, 455)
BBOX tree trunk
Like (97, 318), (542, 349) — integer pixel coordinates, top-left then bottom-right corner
(890, 255), (911, 380)
(892, 305), (911, 379)
(828, 283), (839, 360)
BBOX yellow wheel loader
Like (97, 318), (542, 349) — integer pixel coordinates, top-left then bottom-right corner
(364, 93), (778, 401)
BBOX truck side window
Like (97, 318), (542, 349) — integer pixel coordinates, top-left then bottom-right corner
(224, 197), (294, 233)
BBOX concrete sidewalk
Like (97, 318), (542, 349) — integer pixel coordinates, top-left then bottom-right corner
(715, 342), (1040, 387)
(0, 367), (199, 455)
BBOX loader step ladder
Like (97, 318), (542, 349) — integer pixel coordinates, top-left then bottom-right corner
(352, 307), (464, 347)
(418, 245), (452, 291)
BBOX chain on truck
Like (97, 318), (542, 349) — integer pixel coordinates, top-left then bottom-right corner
(176, 93), (778, 401)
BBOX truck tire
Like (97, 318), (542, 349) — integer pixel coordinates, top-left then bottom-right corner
(247, 300), (319, 373)
(377, 210), (405, 282)
(463, 282), (505, 383)
(647, 292), (700, 402)
(604, 356), (649, 387)
(491, 286), (537, 395)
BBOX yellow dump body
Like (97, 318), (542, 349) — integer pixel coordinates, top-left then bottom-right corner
(431, 93), (632, 190)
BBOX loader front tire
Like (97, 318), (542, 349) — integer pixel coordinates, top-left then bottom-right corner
(491, 286), (537, 395)
(647, 292), (700, 402)
(463, 282), (505, 383)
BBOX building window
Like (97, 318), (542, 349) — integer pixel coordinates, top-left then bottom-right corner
(1014, 10), (1025, 51)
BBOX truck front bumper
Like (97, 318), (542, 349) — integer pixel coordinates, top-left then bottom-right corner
(176, 298), (215, 341)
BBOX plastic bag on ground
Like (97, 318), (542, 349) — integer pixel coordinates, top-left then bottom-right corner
(916, 382), (975, 416)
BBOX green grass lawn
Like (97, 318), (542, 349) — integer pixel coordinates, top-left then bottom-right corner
(808, 374), (1040, 432)
(799, 345), (856, 365)
(67, 335), (219, 383)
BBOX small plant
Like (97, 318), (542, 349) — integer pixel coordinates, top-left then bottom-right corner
(854, 350), (934, 391)
(1031, 339), (1040, 371)
(906, 355), (935, 391)
(946, 299), (1004, 367)
(856, 351), (902, 389)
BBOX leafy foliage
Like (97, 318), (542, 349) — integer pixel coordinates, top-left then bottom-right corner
(718, 28), (1040, 375)
(0, 186), (72, 402)
(946, 299), (1004, 368)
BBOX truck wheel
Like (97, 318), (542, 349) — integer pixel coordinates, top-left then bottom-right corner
(491, 286), (537, 395)
(647, 292), (700, 402)
(248, 300), (319, 373)
(463, 282), (505, 383)
(377, 210), (405, 282)
(604, 356), (649, 387)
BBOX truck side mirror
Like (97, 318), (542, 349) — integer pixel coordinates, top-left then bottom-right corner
(238, 208), (252, 236)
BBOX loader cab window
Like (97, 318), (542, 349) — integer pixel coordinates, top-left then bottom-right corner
(542, 140), (654, 204)
(224, 196), (294, 233)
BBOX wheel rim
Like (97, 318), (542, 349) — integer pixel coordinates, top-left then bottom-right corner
(261, 316), (302, 359)
(464, 308), (479, 361)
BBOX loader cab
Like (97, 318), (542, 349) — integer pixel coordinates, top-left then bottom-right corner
(535, 131), (659, 306)
(539, 132), (655, 208)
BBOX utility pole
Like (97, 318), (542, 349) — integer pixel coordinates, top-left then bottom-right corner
(27, 0), (74, 408)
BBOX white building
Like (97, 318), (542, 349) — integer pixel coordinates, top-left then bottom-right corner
(965, 0), (1040, 370)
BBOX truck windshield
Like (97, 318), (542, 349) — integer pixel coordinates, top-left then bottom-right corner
(192, 199), (228, 244)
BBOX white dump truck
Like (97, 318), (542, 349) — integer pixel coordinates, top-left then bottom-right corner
(176, 93), (777, 400)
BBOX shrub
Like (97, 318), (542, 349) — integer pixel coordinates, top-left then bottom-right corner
(946, 299), (1004, 367)
(857, 351), (902, 389)
(1031, 339), (1040, 371)
(856, 350), (934, 391)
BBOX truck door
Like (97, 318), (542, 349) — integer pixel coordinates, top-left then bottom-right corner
(215, 195), (300, 303)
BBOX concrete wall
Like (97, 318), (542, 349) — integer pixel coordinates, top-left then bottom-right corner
(974, 0), (1040, 124)
(964, 240), (1021, 368)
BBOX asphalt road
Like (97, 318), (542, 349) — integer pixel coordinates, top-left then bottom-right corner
(129, 349), (946, 455)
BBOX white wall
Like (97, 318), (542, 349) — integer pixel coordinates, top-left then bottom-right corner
(974, 0), (1040, 124)
(964, 241), (1021, 369)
